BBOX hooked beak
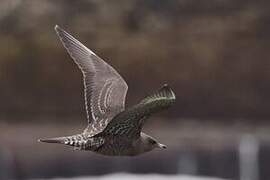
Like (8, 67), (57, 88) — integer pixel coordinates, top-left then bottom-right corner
(157, 143), (167, 149)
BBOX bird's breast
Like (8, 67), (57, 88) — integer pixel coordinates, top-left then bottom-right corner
(93, 136), (137, 156)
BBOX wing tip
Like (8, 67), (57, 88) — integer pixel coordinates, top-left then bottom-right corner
(55, 24), (60, 32)
(161, 84), (176, 100)
(54, 24), (97, 57)
(54, 24), (63, 35)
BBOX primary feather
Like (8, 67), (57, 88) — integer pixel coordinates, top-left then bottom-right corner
(55, 25), (128, 136)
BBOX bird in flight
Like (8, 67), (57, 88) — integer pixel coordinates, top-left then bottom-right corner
(38, 25), (176, 156)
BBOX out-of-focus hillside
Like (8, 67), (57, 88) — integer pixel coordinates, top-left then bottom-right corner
(0, 0), (270, 121)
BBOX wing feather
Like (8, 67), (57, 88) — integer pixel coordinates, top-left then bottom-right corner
(55, 25), (128, 136)
(101, 84), (176, 139)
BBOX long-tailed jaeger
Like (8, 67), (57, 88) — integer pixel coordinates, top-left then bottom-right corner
(38, 25), (176, 156)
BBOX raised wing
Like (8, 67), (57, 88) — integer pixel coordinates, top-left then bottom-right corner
(55, 25), (128, 135)
(101, 84), (176, 139)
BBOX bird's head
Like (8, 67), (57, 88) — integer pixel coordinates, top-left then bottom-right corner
(139, 133), (167, 153)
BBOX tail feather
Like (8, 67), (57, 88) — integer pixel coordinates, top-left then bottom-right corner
(38, 134), (104, 151)
(38, 137), (67, 144)
(38, 134), (89, 147)
(38, 135), (85, 151)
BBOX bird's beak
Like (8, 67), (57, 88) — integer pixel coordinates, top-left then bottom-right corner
(157, 143), (167, 149)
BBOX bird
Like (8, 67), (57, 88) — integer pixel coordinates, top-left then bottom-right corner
(38, 25), (176, 156)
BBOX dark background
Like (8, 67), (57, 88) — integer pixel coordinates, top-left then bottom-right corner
(0, 0), (270, 180)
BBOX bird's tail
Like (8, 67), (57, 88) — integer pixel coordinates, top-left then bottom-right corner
(38, 137), (67, 144)
(38, 134), (86, 146)
(38, 134), (105, 151)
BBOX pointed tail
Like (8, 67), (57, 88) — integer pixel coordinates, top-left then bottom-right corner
(38, 134), (89, 148)
(38, 137), (68, 144)
(38, 135), (104, 151)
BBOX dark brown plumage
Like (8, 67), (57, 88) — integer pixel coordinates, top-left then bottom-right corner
(38, 25), (176, 156)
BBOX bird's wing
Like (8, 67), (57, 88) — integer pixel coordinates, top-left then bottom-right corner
(55, 25), (128, 135)
(101, 85), (175, 139)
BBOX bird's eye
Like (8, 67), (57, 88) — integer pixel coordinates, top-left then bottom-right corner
(150, 139), (156, 144)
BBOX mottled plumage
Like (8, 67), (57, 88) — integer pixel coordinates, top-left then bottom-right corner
(38, 25), (176, 156)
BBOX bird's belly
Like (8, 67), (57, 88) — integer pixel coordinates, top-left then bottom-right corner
(93, 139), (137, 156)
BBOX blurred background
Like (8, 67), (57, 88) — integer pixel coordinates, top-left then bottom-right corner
(0, 0), (270, 179)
